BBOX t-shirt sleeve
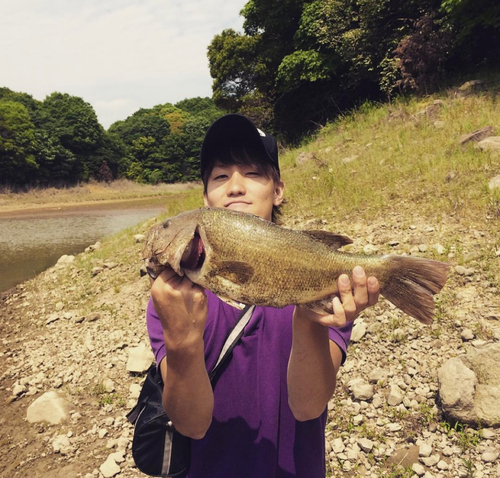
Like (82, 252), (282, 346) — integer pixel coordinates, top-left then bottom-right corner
(146, 297), (166, 367)
(328, 321), (353, 365)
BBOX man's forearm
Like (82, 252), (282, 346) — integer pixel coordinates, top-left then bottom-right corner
(287, 311), (339, 421)
(160, 338), (214, 440)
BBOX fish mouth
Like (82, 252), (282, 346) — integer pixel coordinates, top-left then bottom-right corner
(180, 233), (205, 271)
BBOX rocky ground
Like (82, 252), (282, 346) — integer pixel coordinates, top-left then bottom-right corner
(0, 211), (499, 478)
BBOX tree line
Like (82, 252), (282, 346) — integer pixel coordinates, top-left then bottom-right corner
(2, 0), (499, 187)
(0, 89), (222, 187)
(207, 0), (500, 140)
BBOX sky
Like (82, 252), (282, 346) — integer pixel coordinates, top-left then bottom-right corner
(1, 0), (247, 128)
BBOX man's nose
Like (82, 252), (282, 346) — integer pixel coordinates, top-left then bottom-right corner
(227, 172), (246, 195)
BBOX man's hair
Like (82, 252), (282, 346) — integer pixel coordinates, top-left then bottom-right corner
(202, 145), (284, 223)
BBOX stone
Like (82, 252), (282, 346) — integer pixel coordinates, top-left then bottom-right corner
(438, 357), (477, 425)
(26, 391), (75, 425)
(489, 175), (500, 191)
(368, 368), (389, 384)
(350, 322), (367, 342)
(358, 438), (374, 453)
(102, 378), (115, 393)
(412, 462), (426, 476)
(126, 343), (154, 373)
(419, 443), (433, 457)
(134, 234), (146, 243)
(387, 384), (404, 406)
(52, 434), (72, 454)
(100, 456), (121, 477)
(349, 378), (374, 401)
(331, 437), (345, 454)
(477, 136), (500, 153)
(481, 451), (499, 462)
(56, 254), (75, 265)
(474, 384), (500, 427)
(461, 329), (474, 341)
(459, 126), (494, 145)
(420, 454), (440, 467)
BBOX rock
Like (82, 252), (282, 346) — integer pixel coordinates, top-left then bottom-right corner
(56, 254), (75, 265)
(92, 267), (104, 276)
(331, 437), (345, 454)
(489, 175), (500, 191)
(474, 385), (500, 427)
(420, 454), (440, 467)
(368, 368), (389, 384)
(481, 451), (499, 463)
(12, 383), (27, 396)
(26, 391), (75, 425)
(102, 378), (115, 393)
(387, 384), (404, 406)
(412, 462), (426, 476)
(55, 301), (64, 311)
(458, 79), (488, 94)
(341, 155), (359, 164)
(459, 126), (494, 145)
(433, 244), (446, 255)
(52, 434), (72, 454)
(358, 438), (374, 453)
(363, 244), (379, 255)
(348, 378), (374, 401)
(126, 344), (154, 373)
(386, 422), (402, 432)
(477, 136), (500, 153)
(85, 241), (101, 252)
(100, 455), (121, 478)
(134, 234), (146, 243)
(461, 328), (474, 341)
(419, 443), (433, 457)
(438, 358), (477, 425)
(350, 322), (367, 342)
(296, 151), (318, 166)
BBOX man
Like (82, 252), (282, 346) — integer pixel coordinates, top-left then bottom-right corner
(147, 114), (380, 477)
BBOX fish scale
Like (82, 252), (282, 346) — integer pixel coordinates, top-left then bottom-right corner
(143, 207), (450, 324)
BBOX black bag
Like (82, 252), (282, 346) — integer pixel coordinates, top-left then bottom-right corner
(127, 365), (190, 477)
(128, 304), (255, 477)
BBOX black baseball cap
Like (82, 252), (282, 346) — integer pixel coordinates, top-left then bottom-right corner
(200, 114), (280, 178)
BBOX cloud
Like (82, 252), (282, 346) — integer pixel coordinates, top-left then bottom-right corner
(1, 0), (247, 128)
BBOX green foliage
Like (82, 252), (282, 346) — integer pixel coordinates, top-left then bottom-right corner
(207, 0), (500, 140)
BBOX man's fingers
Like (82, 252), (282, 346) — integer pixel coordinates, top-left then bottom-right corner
(337, 274), (357, 319)
(367, 276), (380, 306)
(352, 266), (369, 309)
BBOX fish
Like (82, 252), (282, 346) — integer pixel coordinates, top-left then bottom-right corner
(143, 207), (450, 324)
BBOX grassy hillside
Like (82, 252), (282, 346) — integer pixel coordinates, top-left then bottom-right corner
(281, 80), (500, 224)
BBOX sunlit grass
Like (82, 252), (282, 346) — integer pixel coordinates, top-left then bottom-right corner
(280, 84), (500, 224)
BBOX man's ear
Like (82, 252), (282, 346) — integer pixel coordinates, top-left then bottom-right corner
(273, 180), (285, 206)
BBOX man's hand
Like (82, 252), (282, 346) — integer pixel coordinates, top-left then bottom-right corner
(150, 266), (207, 352)
(295, 266), (380, 328)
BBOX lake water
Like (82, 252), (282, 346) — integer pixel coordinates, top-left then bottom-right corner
(0, 200), (166, 293)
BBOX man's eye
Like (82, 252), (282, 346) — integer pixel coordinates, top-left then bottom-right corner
(246, 171), (260, 177)
(213, 174), (227, 180)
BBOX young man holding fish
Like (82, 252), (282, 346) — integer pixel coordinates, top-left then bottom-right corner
(146, 114), (381, 477)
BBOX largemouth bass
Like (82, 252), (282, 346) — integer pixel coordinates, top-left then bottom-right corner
(143, 208), (449, 324)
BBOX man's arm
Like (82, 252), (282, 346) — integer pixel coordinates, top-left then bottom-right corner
(287, 266), (380, 421)
(150, 268), (214, 439)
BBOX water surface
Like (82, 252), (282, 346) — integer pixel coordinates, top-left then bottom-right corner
(0, 201), (165, 293)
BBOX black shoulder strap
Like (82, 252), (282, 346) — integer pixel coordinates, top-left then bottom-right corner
(208, 304), (255, 382)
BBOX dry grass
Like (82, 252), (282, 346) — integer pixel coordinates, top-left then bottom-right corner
(0, 179), (202, 213)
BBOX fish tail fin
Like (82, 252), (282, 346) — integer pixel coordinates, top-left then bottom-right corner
(381, 255), (450, 324)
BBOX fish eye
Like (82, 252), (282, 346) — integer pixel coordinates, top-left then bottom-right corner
(162, 220), (171, 229)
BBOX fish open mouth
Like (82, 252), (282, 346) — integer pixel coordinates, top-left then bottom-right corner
(180, 233), (205, 271)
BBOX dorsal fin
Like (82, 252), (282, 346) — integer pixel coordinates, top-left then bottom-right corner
(301, 230), (353, 250)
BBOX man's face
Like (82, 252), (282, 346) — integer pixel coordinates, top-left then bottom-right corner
(203, 161), (284, 222)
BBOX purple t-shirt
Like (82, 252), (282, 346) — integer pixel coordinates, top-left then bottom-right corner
(146, 291), (352, 478)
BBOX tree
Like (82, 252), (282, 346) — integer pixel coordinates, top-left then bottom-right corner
(0, 100), (39, 185)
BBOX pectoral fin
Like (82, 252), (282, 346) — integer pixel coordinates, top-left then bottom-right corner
(302, 230), (352, 250)
(216, 261), (255, 285)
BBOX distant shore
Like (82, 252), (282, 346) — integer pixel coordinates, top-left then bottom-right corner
(0, 180), (202, 217)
